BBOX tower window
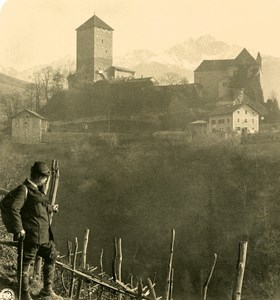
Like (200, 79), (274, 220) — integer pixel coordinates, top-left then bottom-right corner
(102, 39), (104, 43)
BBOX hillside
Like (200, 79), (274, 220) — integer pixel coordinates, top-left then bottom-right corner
(0, 72), (29, 95)
(1, 137), (280, 299)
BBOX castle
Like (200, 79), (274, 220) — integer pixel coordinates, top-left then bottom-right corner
(69, 14), (135, 86)
(194, 48), (264, 104)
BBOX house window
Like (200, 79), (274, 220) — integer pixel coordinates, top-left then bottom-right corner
(218, 119), (225, 124)
(245, 119), (247, 123)
(252, 128), (255, 131)
(222, 82), (227, 87)
(236, 127), (241, 131)
(237, 111), (240, 114)
(252, 119), (254, 124)
(228, 119), (230, 123)
(102, 39), (104, 43)
(211, 120), (216, 125)
(252, 111), (255, 115)
(245, 110), (247, 114)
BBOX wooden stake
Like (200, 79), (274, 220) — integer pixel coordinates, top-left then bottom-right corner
(202, 253), (217, 300)
(112, 237), (117, 281)
(169, 268), (174, 300)
(69, 237), (78, 299)
(147, 278), (157, 300)
(82, 228), (90, 269)
(117, 238), (122, 281)
(165, 229), (175, 300)
(100, 248), (104, 274)
(232, 241), (248, 300)
(76, 228), (90, 300)
(67, 241), (73, 265)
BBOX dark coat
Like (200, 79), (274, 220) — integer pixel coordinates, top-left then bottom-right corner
(8, 179), (54, 244)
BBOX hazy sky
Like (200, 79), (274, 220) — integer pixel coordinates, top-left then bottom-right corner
(0, 0), (280, 70)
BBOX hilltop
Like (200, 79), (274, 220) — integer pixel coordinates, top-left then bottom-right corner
(0, 72), (29, 95)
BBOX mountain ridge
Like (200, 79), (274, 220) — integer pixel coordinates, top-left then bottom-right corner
(1, 35), (280, 100)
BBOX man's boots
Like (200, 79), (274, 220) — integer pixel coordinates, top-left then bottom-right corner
(20, 264), (33, 300)
(38, 263), (63, 300)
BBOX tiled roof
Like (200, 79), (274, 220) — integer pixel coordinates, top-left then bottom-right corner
(110, 66), (135, 74)
(195, 59), (235, 72)
(209, 103), (261, 117)
(12, 109), (47, 120)
(76, 15), (113, 31)
(195, 48), (258, 72)
(190, 120), (208, 124)
(235, 48), (258, 65)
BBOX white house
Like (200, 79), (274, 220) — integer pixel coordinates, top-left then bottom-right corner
(209, 103), (261, 134)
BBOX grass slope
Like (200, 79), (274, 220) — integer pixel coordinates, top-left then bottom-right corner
(0, 73), (30, 95)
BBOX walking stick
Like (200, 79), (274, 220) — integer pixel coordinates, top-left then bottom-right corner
(18, 238), (24, 300)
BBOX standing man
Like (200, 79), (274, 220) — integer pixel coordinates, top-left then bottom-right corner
(4, 161), (62, 300)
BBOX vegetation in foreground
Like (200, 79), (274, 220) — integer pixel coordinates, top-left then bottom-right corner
(0, 137), (280, 299)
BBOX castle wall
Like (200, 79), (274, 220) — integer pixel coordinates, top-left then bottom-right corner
(93, 27), (113, 81)
(76, 26), (113, 83)
(194, 70), (228, 100)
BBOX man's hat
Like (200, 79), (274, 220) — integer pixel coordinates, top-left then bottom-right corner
(31, 161), (51, 176)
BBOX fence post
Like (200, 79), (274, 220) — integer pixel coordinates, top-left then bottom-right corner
(165, 229), (175, 300)
(232, 241), (248, 300)
(75, 228), (90, 300)
(69, 237), (78, 299)
(202, 253), (217, 300)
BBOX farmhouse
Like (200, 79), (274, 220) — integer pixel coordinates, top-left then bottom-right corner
(11, 109), (48, 144)
(209, 103), (260, 134)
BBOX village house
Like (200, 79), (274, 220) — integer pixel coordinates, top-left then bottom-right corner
(208, 103), (260, 134)
(11, 109), (48, 144)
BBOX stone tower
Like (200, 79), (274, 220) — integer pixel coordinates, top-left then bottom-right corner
(76, 15), (113, 83)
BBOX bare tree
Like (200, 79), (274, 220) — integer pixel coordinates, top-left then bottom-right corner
(160, 72), (189, 85)
(41, 66), (54, 103)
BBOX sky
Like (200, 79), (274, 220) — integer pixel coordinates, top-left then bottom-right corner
(0, 0), (280, 70)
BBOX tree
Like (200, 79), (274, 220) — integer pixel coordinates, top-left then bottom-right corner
(41, 66), (54, 103)
(0, 92), (25, 125)
(159, 72), (189, 85)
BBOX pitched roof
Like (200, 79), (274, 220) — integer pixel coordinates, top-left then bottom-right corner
(209, 103), (261, 117)
(76, 15), (114, 31)
(12, 109), (48, 120)
(195, 48), (258, 72)
(195, 59), (236, 72)
(235, 48), (258, 65)
(190, 120), (208, 125)
(110, 66), (135, 74)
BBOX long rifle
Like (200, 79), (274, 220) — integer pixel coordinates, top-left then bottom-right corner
(49, 159), (60, 224)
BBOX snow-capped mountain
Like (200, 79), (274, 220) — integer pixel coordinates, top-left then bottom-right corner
(1, 35), (280, 99)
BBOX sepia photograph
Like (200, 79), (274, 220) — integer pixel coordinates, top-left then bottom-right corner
(1, 1), (280, 299)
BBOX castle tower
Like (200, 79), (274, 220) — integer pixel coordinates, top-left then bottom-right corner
(256, 52), (262, 70)
(76, 15), (113, 83)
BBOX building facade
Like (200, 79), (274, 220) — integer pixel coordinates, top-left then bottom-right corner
(209, 104), (260, 134)
(76, 15), (113, 83)
(194, 49), (264, 103)
(11, 110), (48, 144)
